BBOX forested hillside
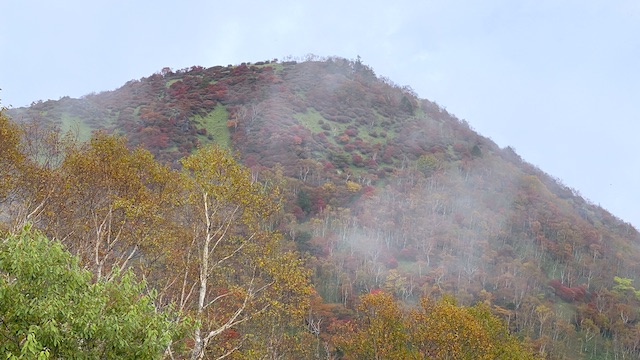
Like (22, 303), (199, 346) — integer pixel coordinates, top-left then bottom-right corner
(3, 56), (640, 359)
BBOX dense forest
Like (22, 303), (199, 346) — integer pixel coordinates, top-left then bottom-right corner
(2, 56), (640, 359)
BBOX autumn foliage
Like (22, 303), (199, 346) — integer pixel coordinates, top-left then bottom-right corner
(334, 292), (536, 359)
(4, 56), (640, 359)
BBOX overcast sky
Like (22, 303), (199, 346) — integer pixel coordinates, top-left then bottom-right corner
(1, 0), (639, 228)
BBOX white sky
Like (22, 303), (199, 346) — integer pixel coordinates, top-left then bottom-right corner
(1, 0), (639, 228)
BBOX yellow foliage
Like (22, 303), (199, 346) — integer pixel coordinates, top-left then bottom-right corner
(335, 292), (538, 360)
(180, 145), (311, 358)
(321, 181), (336, 193)
(0, 109), (26, 200)
(345, 180), (361, 192)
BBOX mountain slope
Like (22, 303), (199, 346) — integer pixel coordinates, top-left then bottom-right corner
(8, 57), (640, 359)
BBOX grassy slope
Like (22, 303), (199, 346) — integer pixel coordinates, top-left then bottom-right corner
(59, 114), (94, 141)
(9, 59), (640, 359)
(193, 104), (230, 149)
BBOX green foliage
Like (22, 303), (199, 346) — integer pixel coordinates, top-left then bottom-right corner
(613, 276), (640, 299)
(297, 190), (312, 213)
(329, 151), (350, 169)
(165, 79), (180, 88)
(0, 225), (189, 359)
(415, 154), (440, 176)
(471, 144), (482, 157)
(6, 57), (640, 359)
(400, 95), (414, 115)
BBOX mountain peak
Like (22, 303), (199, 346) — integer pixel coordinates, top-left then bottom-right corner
(6, 57), (640, 358)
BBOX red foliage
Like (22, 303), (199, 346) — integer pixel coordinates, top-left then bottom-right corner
(362, 185), (376, 197)
(338, 134), (350, 144)
(313, 198), (326, 213)
(323, 161), (335, 171)
(381, 145), (397, 164)
(221, 328), (240, 342)
(292, 205), (305, 221)
(384, 255), (398, 269)
(344, 128), (358, 137)
(399, 247), (417, 261)
(365, 158), (378, 169)
(351, 154), (363, 167)
(549, 279), (588, 302)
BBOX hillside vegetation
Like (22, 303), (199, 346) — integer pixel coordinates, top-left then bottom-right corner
(4, 56), (640, 359)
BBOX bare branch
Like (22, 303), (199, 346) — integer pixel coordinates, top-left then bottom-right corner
(203, 291), (232, 310)
(201, 291), (251, 349)
(209, 204), (241, 255)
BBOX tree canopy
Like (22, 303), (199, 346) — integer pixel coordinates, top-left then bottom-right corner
(4, 57), (640, 358)
(0, 225), (188, 359)
(334, 291), (537, 359)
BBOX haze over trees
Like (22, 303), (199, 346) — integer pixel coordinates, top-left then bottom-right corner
(0, 107), (312, 358)
(2, 56), (640, 358)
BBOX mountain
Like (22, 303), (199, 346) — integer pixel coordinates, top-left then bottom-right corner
(6, 56), (640, 359)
